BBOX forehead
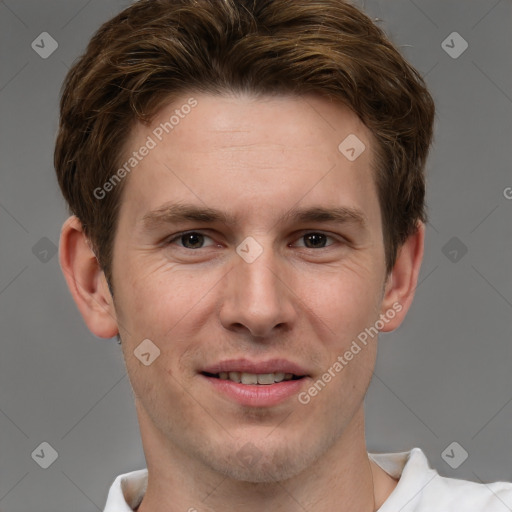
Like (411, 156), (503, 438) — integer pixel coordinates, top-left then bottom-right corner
(117, 92), (380, 230)
(146, 93), (372, 154)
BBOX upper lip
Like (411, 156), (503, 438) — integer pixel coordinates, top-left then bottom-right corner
(201, 358), (310, 376)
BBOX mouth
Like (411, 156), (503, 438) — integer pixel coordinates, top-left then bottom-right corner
(201, 371), (306, 385)
(199, 359), (310, 407)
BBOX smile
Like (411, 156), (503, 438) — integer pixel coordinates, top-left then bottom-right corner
(202, 371), (304, 385)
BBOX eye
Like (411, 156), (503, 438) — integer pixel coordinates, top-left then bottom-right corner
(167, 231), (216, 249)
(293, 232), (336, 249)
(165, 231), (340, 251)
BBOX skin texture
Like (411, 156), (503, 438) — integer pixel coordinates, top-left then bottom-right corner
(59, 93), (424, 512)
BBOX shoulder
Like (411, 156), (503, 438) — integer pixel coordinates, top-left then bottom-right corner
(431, 471), (512, 510)
(370, 447), (512, 511)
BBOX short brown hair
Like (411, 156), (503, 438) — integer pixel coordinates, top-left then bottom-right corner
(55, 0), (435, 289)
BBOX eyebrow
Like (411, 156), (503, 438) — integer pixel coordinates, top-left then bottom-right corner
(140, 202), (368, 231)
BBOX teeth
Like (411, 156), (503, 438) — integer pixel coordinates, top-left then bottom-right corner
(257, 373), (276, 385)
(228, 371), (241, 383)
(241, 373), (258, 385)
(216, 371), (294, 384)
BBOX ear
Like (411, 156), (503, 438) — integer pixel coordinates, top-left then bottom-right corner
(379, 222), (425, 332)
(59, 216), (119, 338)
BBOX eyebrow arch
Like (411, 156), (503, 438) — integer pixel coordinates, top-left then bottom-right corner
(141, 203), (235, 230)
(140, 202), (368, 231)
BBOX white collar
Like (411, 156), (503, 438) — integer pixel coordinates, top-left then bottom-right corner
(104, 448), (425, 511)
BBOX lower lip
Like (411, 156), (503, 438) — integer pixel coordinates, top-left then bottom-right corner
(201, 374), (308, 407)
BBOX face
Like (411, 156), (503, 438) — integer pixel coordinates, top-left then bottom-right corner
(110, 93), (390, 482)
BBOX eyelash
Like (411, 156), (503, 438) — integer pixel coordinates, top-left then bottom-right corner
(165, 230), (341, 250)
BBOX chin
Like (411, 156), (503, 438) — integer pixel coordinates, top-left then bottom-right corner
(202, 439), (318, 484)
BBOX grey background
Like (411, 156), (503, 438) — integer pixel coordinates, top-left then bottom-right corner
(0, 0), (511, 510)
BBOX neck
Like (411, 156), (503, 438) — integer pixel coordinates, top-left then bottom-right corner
(136, 405), (397, 512)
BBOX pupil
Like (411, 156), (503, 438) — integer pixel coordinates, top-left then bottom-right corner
(305, 233), (326, 248)
(183, 233), (203, 249)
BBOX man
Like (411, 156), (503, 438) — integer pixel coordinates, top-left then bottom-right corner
(54, 0), (512, 510)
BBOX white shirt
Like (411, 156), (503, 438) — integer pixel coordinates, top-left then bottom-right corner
(103, 447), (512, 511)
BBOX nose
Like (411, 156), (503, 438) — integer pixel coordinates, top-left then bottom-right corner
(219, 244), (297, 339)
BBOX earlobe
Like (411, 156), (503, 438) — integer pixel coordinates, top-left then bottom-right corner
(379, 222), (425, 332)
(59, 216), (119, 338)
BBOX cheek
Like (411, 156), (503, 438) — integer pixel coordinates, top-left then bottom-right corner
(306, 274), (380, 402)
(114, 258), (199, 332)
(304, 262), (383, 338)
(127, 356), (196, 437)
